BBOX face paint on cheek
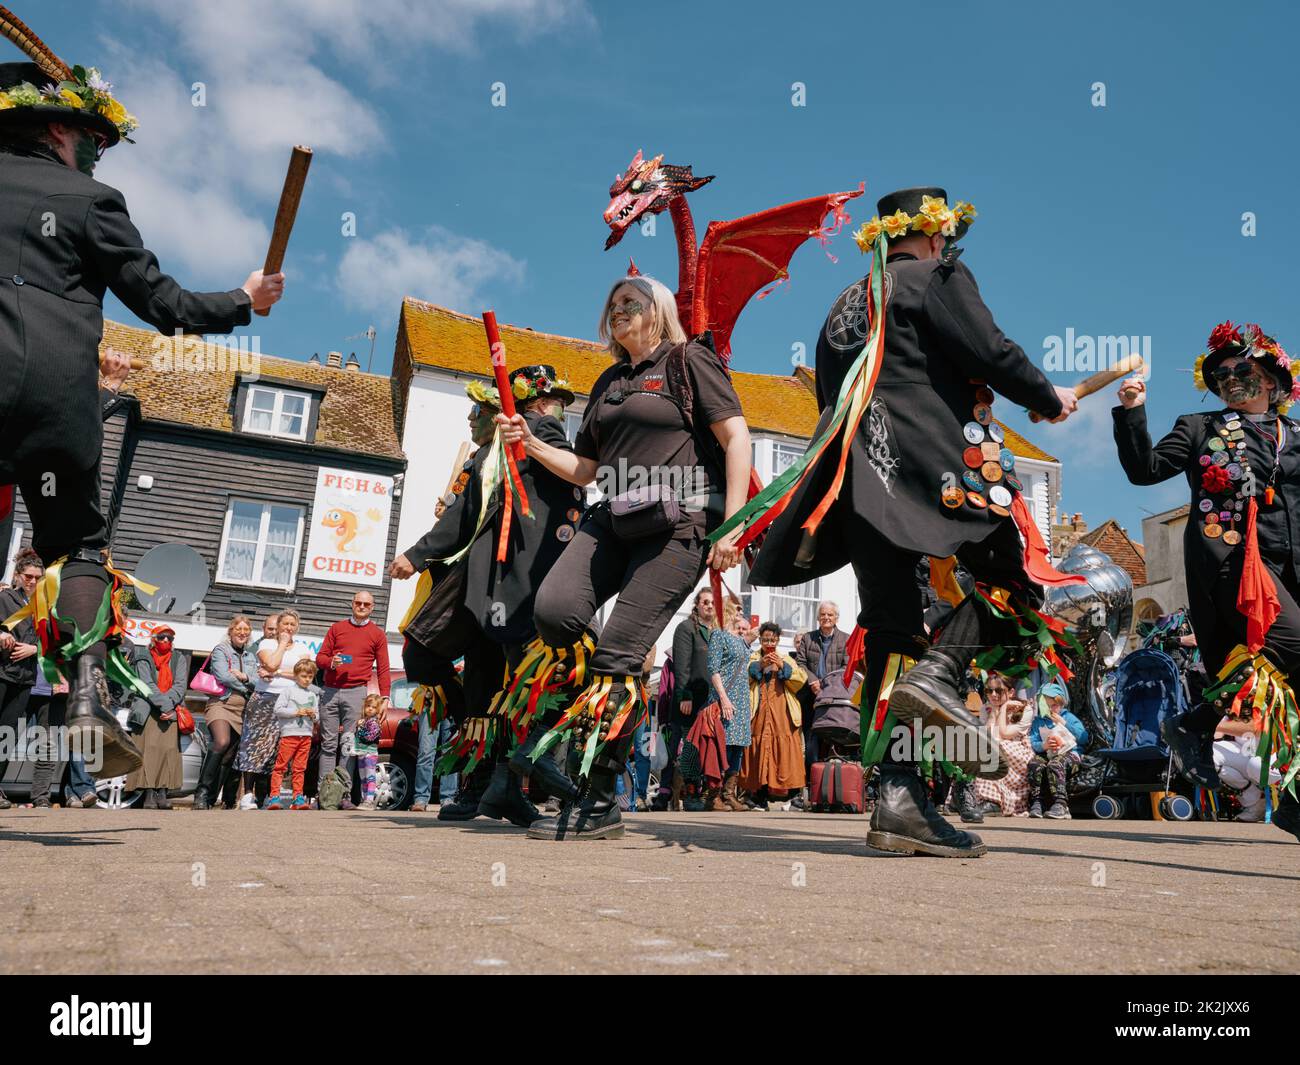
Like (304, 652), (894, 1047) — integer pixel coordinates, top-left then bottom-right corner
(72, 135), (98, 176)
(1223, 374), (1263, 404)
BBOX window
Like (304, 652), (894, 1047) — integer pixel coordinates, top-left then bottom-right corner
(241, 385), (311, 441)
(564, 408), (584, 444)
(768, 578), (822, 637)
(217, 500), (305, 590)
(772, 441), (805, 477)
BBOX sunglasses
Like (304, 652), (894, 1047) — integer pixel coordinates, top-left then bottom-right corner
(352, 600), (373, 608)
(1211, 363), (1259, 384)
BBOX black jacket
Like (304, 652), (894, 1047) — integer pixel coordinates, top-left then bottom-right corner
(750, 255), (1061, 586)
(670, 616), (712, 709)
(0, 585), (36, 687)
(1113, 403), (1300, 671)
(403, 412), (584, 646)
(0, 150), (253, 482)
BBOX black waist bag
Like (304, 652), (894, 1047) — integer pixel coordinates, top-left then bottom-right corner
(610, 483), (680, 540)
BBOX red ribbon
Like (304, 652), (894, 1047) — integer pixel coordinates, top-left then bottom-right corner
(1010, 493), (1086, 587)
(1237, 496), (1280, 653)
(843, 625), (866, 685)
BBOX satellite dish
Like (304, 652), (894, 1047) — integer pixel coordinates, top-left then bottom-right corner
(133, 544), (211, 616)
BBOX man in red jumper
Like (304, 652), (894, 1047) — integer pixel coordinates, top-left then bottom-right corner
(315, 590), (391, 791)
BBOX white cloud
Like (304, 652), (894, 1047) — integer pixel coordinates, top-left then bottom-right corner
(337, 227), (526, 313)
(89, 1), (586, 286)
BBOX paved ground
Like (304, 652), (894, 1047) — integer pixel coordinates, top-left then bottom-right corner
(1, 806), (1296, 974)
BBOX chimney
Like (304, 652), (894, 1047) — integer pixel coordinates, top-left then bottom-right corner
(326, 350), (343, 369)
(307, 352), (321, 366)
(345, 353), (361, 373)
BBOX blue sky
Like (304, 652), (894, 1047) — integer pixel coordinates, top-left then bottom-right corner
(41, 0), (1300, 542)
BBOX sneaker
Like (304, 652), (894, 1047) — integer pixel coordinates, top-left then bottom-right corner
(239, 793), (259, 811)
(0, 792), (10, 810)
(28, 798), (52, 809)
(80, 792), (97, 808)
(410, 802), (427, 812)
(1046, 801), (1069, 819)
(339, 797), (357, 811)
(1028, 801), (1043, 818)
(289, 795), (310, 811)
(65, 793), (84, 809)
(264, 797), (284, 810)
(360, 800), (376, 810)
(788, 791), (810, 812)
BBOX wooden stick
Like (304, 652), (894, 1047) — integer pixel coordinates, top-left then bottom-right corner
(99, 353), (144, 371)
(255, 145), (313, 318)
(1029, 355), (1145, 422)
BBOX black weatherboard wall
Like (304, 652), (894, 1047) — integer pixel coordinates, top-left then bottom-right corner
(106, 422), (405, 640)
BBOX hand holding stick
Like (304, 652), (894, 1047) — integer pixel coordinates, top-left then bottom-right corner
(255, 145), (312, 318)
(1029, 354), (1146, 423)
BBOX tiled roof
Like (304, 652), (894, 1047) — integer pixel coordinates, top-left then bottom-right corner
(397, 299), (1058, 461)
(1080, 518), (1147, 586)
(101, 319), (404, 460)
(399, 299), (818, 439)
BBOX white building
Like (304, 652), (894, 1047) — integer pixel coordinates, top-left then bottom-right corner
(385, 299), (1065, 657)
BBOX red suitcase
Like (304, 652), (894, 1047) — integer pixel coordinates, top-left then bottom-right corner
(810, 758), (865, 813)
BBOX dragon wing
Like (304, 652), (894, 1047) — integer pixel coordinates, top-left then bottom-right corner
(690, 184), (863, 359)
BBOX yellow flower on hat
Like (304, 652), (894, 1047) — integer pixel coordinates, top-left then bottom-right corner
(512, 376), (531, 400)
(102, 96), (127, 126)
(913, 195), (953, 236)
(882, 209), (913, 239)
(0, 92), (12, 110)
(853, 217), (884, 254)
(953, 201), (977, 226)
(59, 88), (84, 108)
(1193, 353), (1207, 392)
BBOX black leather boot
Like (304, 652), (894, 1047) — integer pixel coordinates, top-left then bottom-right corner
(526, 762), (625, 840)
(958, 780), (984, 824)
(1160, 711), (1221, 789)
(1272, 789), (1300, 843)
(478, 761), (543, 827)
(65, 653), (142, 778)
(437, 759), (492, 821)
(509, 719), (579, 802)
(885, 653), (1004, 779)
(867, 763), (987, 857)
(193, 749), (223, 810)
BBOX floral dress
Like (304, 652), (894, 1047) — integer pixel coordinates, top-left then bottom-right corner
(704, 629), (752, 746)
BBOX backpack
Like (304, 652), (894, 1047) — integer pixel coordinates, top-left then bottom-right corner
(317, 767), (350, 811)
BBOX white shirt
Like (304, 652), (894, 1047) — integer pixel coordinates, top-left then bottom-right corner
(254, 638), (313, 696)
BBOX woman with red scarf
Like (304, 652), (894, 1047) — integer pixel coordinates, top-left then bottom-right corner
(1114, 321), (1300, 842)
(124, 627), (188, 809)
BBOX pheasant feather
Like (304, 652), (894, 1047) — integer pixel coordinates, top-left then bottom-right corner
(0, 5), (72, 83)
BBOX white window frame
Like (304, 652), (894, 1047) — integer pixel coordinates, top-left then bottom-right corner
(241, 385), (312, 442)
(215, 498), (306, 591)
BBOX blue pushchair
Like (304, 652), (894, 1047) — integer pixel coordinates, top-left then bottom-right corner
(1085, 647), (1196, 820)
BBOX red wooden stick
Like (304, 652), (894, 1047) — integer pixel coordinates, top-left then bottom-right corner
(482, 310), (524, 461)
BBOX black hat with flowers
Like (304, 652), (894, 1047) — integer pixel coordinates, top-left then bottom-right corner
(1194, 321), (1298, 412)
(0, 8), (138, 147)
(509, 364), (575, 406)
(854, 187), (978, 253)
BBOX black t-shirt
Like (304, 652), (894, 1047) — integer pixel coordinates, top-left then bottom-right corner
(575, 340), (743, 536)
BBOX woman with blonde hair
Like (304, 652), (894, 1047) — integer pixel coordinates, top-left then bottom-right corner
(499, 273), (750, 839)
(193, 614), (258, 810)
(235, 608), (312, 810)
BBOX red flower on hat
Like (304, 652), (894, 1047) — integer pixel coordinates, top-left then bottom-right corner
(1208, 321), (1243, 351)
(1201, 465), (1231, 493)
(537, 376), (550, 390)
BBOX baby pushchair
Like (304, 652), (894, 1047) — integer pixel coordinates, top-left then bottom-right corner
(1080, 646), (1196, 821)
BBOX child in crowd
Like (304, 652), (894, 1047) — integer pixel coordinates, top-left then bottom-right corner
(1026, 682), (1088, 820)
(354, 694), (385, 809)
(266, 660), (319, 811)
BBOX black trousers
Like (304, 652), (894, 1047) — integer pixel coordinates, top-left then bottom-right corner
(0, 678), (32, 791)
(401, 626), (503, 724)
(836, 512), (1033, 767)
(18, 459), (109, 562)
(535, 506), (708, 677)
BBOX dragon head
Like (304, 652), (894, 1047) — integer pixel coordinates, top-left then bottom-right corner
(603, 149), (713, 249)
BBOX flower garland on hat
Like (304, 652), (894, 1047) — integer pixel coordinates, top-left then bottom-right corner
(510, 368), (572, 402)
(0, 65), (137, 139)
(464, 379), (501, 407)
(1193, 320), (1300, 413)
(852, 195), (976, 253)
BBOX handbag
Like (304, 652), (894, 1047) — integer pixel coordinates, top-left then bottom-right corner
(192, 653), (224, 696)
(174, 704), (196, 735)
(609, 483), (680, 540)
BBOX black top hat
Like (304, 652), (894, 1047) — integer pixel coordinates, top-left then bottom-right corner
(876, 186), (973, 240)
(0, 61), (123, 146)
(509, 364), (575, 406)
(1199, 322), (1294, 404)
